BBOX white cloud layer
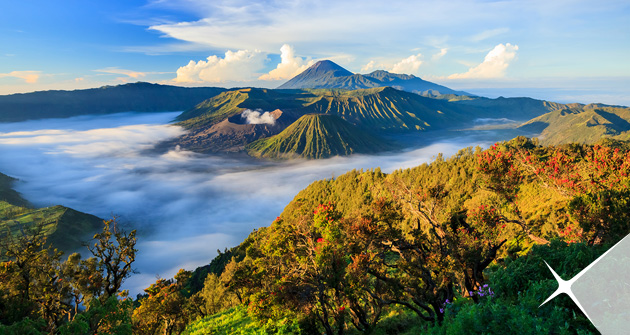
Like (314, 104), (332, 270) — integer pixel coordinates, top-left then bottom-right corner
(174, 49), (266, 83)
(391, 53), (423, 74)
(0, 112), (522, 294)
(0, 71), (41, 83)
(448, 43), (518, 79)
(259, 44), (314, 81)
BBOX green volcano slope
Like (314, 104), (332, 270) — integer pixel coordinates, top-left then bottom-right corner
(246, 114), (394, 159)
(176, 87), (470, 133)
(298, 87), (469, 131)
(519, 104), (630, 145)
(175, 88), (306, 130)
(0, 172), (103, 252)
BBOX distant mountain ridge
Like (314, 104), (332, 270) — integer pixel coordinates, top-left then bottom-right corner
(277, 60), (470, 96)
(0, 82), (226, 122)
(172, 86), (485, 154)
(519, 104), (630, 145)
(172, 84), (589, 157)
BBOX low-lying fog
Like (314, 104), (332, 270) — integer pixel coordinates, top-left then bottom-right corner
(0, 112), (526, 294)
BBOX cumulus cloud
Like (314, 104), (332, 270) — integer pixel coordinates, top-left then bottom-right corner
(174, 49), (266, 83)
(448, 43), (518, 79)
(240, 109), (276, 125)
(259, 44), (314, 81)
(0, 71), (41, 83)
(361, 60), (377, 73)
(432, 48), (448, 61)
(391, 53), (423, 74)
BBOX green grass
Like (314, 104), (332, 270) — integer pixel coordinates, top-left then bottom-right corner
(182, 306), (301, 335)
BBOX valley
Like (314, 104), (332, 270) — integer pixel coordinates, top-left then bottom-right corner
(0, 59), (628, 334)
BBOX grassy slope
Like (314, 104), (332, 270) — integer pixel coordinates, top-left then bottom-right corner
(0, 172), (102, 251)
(452, 96), (569, 121)
(175, 88), (307, 129)
(246, 114), (394, 159)
(182, 306), (301, 335)
(519, 105), (630, 145)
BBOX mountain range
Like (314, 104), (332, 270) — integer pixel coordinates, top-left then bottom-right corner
(277, 60), (470, 96)
(0, 82), (226, 122)
(172, 86), (480, 155)
(1, 60), (629, 159)
(172, 60), (582, 158)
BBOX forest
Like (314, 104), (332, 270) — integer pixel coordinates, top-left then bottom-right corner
(3, 136), (629, 334)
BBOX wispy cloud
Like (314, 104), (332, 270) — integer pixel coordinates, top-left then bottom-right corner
(448, 43), (519, 79)
(146, 0), (495, 55)
(0, 71), (41, 84)
(471, 28), (510, 42)
(95, 67), (147, 80)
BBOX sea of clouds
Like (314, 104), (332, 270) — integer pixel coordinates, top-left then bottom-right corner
(0, 112), (522, 293)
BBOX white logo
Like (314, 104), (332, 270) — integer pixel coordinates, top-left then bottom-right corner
(541, 234), (630, 334)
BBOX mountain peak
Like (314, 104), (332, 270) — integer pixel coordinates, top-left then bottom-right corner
(277, 60), (353, 89)
(308, 60), (353, 75)
(277, 59), (467, 96)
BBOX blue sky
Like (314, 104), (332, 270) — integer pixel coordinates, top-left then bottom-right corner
(1, 0), (629, 104)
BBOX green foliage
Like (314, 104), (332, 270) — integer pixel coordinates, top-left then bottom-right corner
(133, 269), (197, 335)
(209, 138), (630, 334)
(59, 296), (133, 335)
(0, 218), (136, 334)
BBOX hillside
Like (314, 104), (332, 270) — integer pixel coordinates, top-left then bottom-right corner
(277, 60), (469, 96)
(0, 171), (103, 252)
(180, 137), (622, 335)
(246, 114), (394, 159)
(298, 86), (472, 131)
(173, 87), (476, 154)
(0, 82), (225, 122)
(519, 104), (630, 145)
(451, 95), (569, 121)
(7, 138), (628, 334)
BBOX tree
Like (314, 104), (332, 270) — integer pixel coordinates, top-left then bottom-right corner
(86, 219), (137, 299)
(133, 269), (196, 335)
